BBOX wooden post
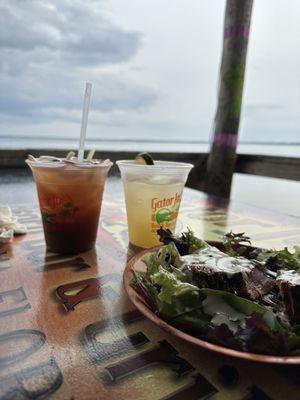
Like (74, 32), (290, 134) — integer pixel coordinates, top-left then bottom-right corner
(203, 0), (254, 197)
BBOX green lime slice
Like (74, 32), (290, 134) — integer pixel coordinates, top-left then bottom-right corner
(135, 152), (154, 165)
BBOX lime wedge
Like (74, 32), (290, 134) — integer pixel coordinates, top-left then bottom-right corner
(135, 152), (154, 165)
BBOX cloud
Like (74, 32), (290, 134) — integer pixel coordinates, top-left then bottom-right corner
(0, 0), (140, 64)
(0, 0), (159, 124)
(0, 67), (158, 122)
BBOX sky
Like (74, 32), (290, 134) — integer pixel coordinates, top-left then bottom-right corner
(0, 0), (299, 146)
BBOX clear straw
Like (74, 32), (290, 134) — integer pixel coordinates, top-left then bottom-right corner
(78, 82), (92, 162)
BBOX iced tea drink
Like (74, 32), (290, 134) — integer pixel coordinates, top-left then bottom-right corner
(117, 160), (193, 249)
(26, 157), (112, 254)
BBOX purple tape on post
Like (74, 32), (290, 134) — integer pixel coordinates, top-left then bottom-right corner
(224, 25), (250, 39)
(213, 133), (238, 148)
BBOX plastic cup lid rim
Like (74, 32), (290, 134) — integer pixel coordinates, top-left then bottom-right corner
(116, 160), (194, 169)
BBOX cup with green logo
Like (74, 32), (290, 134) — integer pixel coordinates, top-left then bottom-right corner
(117, 155), (193, 249)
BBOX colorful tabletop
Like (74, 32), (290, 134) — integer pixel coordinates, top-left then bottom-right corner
(0, 177), (300, 399)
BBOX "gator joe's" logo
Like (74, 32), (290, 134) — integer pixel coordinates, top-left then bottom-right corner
(151, 192), (181, 230)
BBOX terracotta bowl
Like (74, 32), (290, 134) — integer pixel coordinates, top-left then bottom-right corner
(123, 243), (300, 364)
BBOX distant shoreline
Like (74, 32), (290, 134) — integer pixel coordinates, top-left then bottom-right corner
(0, 135), (300, 146)
(1, 137), (299, 157)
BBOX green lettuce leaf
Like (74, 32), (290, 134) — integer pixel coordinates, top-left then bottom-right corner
(222, 231), (252, 257)
(142, 242), (181, 276)
(257, 246), (300, 271)
(150, 265), (199, 304)
(157, 227), (208, 255)
(198, 288), (285, 334)
(288, 332), (300, 352)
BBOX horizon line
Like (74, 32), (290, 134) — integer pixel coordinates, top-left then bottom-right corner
(0, 135), (300, 146)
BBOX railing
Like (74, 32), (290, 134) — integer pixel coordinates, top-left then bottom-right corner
(1, 149), (299, 193)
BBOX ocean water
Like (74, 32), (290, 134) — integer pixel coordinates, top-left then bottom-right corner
(1, 136), (299, 157)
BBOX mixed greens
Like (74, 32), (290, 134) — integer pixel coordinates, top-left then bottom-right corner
(131, 229), (300, 356)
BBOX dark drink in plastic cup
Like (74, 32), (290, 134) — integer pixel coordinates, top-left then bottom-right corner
(26, 157), (112, 254)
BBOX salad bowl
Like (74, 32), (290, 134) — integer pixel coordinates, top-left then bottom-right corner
(124, 242), (300, 364)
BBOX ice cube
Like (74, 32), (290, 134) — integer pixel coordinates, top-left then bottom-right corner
(145, 175), (176, 185)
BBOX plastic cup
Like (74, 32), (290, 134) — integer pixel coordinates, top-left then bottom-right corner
(117, 160), (193, 249)
(26, 159), (112, 254)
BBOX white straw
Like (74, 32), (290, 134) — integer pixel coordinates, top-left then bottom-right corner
(78, 82), (92, 162)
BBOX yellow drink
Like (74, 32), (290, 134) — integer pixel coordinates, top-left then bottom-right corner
(124, 178), (184, 248)
(117, 160), (193, 249)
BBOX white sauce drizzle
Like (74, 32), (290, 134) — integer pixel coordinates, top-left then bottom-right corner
(180, 247), (256, 278)
(202, 294), (246, 333)
(277, 269), (300, 285)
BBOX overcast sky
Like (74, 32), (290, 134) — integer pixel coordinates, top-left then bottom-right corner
(0, 0), (299, 145)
